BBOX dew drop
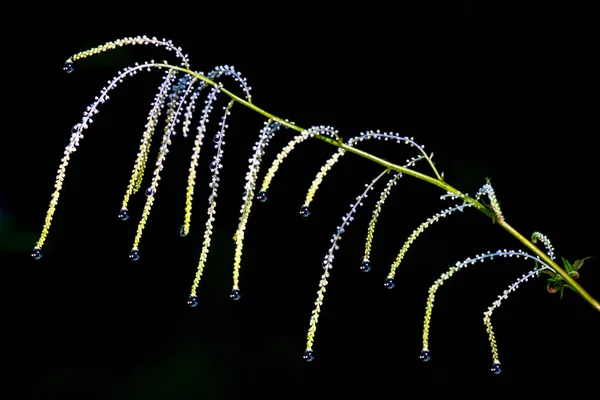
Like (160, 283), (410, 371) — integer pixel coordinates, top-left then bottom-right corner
(31, 247), (43, 260)
(145, 187), (155, 197)
(419, 349), (431, 362)
(187, 295), (199, 307)
(209, 161), (218, 172)
(71, 124), (80, 134)
(491, 362), (502, 374)
(118, 208), (130, 221)
(129, 249), (140, 261)
(299, 204), (311, 217)
(230, 289), (241, 301)
(63, 61), (74, 73)
(179, 225), (188, 237)
(360, 259), (371, 272)
(384, 277), (395, 289)
(256, 191), (268, 202)
(303, 349), (314, 362)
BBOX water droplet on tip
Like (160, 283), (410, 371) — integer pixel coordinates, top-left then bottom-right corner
(63, 61), (74, 73)
(187, 295), (199, 307)
(256, 191), (268, 202)
(303, 349), (314, 362)
(230, 289), (241, 301)
(31, 247), (43, 260)
(360, 259), (371, 272)
(491, 362), (502, 374)
(129, 249), (140, 261)
(118, 208), (130, 221)
(179, 225), (188, 237)
(420, 349), (431, 362)
(384, 277), (395, 289)
(299, 205), (311, 217)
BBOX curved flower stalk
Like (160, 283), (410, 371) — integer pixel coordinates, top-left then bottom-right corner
(33, 61), (169, 257)
(385, 181), (501, 284)
(386, 201), (474, 283)
(301, 131), (434, 216)
(483, 265), (552, 374)
(304, 168), (389, 361)
(181, 66), (253, 237)
(129, 73), (199, 259)
(256, 126), (338, 203)
(121, 72), (194, 220)
(304, 156), (424, 361)
(420, 249), (553, 366)
(63, 35), (190, 72)
(231, 120), (284, 299)
(119, 70), (178, 221)
(187, 100), (235, 307)
(180, 66), (252, 139)
(360, 172), (403, 272)
(180, 85), (221, 238)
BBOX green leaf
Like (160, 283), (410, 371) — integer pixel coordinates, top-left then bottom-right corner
(562, 257), (573, 273)
(573, 256), (592, 271)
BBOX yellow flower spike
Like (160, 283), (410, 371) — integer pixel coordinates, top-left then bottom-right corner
(231, 121), (283, 297)
(362, 172), (402, 268)
(182, 67), (252, 240)
(304, 149), (345, 207)
(421, 250), (552, 366)
(188, 100), (234, 298)
(120, 70), (177, 218)
(182, 85), (223, 238)
(305, 168), (389, 358)
(259, 126), (338, 198)
(483, 310), (500, 365)
(483, 263), (552, 373)
(129, 74), (198, 258)
(303, 131), (434, 214)
(388, 202), (472, 278)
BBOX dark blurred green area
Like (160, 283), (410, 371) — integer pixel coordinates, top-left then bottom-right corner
(3, 5), (599, 399)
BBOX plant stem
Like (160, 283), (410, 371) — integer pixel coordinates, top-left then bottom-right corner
(164, 64), (600, 313)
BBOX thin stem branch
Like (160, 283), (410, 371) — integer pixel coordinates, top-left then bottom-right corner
(160, 64), (599, 313)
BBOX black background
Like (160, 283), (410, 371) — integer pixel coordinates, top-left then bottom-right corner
(2, 3), (599, 399)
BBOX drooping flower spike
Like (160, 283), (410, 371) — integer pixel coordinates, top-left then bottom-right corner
(482, 265), (553, 374)
(481, 231), (557, 373)
(129, 73), (201, 259)
(361, 172), (403, 272)
(304, 156), (424, 361)
(181, 66), (253, 237)
(119, 70), (178, 223)
(187, 100), (235, 306)
(231, 120), (286, 300)
(420, 249), (553, 368)
(257, 126), (339, 203)
(301, 131), (435, 217)
(385, 196), (473, 283)
(34, 61), (174, 257)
